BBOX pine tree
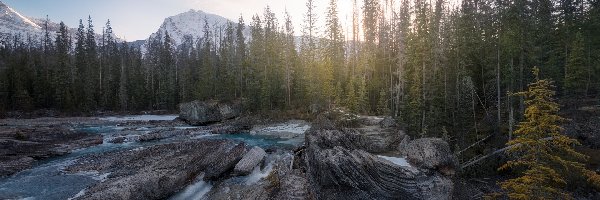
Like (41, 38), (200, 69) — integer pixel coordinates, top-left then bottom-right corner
(54, 22), (73, 110)
(283, 11), (296, 108)
(74, 19), (87, 109)
(564, 32), (587, 96)
(302, 0), (320, 106)
(323, 0), (344, 106)
(236, 15), (247, 99)
(499, 67), (600, 199)
(85, 16), (99, 109)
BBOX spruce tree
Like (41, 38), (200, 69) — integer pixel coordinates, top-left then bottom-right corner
(54, 22), (73, 110)
(564, 32), (587, 96)
(74, 19), (87, 109)
(499, 67), (600, 199)
(85, 16), (99, 109)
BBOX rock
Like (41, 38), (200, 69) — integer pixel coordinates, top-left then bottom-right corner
(304, 126), (454, 200)
(218, 103), (241, 120)
(0, 156), (35, 177)
(66, 139), (247, 200)
(137, 130), (187, 142)
(305, 127), (403, 154)
(179, 100), (242, 126)
(275, 170), (310, 200)
(204, 179), (270, 200)
(0, 126), (102, 177)
(405, 138), (456, 172)
(234, 146), (267, 176)
(312, 114), (336, 130)
(210, 124), (245, 135)
(398, 135), (411, 155)
(270, 154), (310, 200)
(179, 101), (222, 125)
(305, 145), (453, 200)
(359, 116), (385, 126)
(379, 116), (398, 128)
(105, 136), (126, 144)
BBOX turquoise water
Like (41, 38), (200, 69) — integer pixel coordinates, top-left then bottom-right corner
(208, 133), (304, 150)
(0, 121), (304, 200)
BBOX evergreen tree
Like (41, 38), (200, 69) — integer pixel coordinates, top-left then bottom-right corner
(323, 0), (344, 106)
(53, 22), (73, 109)
(564, 32), (587, 96)
(499, 67), (600, 199)
(85, 16), (99, 109)
(74, 19), (87, 109)
(236, 15), (247, 99)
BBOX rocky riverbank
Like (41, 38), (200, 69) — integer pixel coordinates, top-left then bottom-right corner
(0, 122), (103, 178)
(0, 102), (458, 200)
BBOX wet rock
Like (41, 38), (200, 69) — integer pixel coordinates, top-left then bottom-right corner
(234, 146), (267, 176)
(276, 170), (310, 200)
(179, 100), (242, 126)
(405, 138), (457, 172)
(137, 130), (188, 142)
(204, 179), (270, 200)
(66, 139), (247, 200)
(270, 154), (310, 200)
(0, 127), (102, 177)
(210, 124), (245, 135)
(0, 156), (35, 177)
(205, 143), (248, 180)
(105, 136), (126, 144)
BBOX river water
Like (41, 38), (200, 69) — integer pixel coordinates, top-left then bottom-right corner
(0, 115), (306, 200)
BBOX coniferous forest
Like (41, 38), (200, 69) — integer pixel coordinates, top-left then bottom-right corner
(1, 0), (600, 198)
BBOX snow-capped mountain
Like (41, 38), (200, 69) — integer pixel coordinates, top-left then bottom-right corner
(0, 1), (42, 38)
(0, 1), (121, 44)
(144, 9), (248, 51)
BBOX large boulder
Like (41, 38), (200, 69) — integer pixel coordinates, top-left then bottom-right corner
(65, 139), (247, 200)
(379, 116), (399, 128)
(304, 118), (454, 200)
(234, 146), (267, 176)
(405, 138), (457, 173)
(179, 100), (241, 125)
(179, 101), (222, 125)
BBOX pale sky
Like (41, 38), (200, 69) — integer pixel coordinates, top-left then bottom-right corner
(3, 0), (357, 41)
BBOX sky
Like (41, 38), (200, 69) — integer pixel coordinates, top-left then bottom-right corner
(3, 0), (357, 41)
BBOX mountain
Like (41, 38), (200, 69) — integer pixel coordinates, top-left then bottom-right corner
(0, 1), (42, 38)
(0, 1), (121, 44)
(143, 9), (249, 52)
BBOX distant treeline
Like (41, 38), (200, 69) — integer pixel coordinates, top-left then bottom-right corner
(1, 0), (599, 141)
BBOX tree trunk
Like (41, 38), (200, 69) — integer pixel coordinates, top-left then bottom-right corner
(496, 48), (501, 135)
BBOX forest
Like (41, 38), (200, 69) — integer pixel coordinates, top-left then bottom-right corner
(1, 0), (600, 197)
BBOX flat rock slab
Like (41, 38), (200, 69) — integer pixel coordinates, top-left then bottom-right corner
(66, 139), (247, 200)
(0, 126), (102, 177)
(234, 146), (267, 176)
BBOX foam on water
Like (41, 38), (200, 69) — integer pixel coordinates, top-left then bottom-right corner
(243, 161), (274, 185)
(99, 115), (178, 122)
(170, 174), (212, 200)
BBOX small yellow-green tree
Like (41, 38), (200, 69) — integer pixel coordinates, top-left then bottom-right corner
(499, 67), (600, 199)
